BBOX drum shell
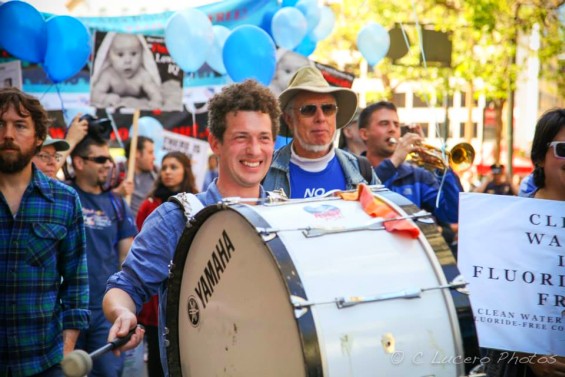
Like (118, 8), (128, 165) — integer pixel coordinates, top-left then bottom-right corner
(166, 190), (479, 376)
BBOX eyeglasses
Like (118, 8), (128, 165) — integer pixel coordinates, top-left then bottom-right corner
(294, 103), (338, 117)
(80, 155), (113, 164)
(35, 152), (62, 163)
(548, 141), (565, 159)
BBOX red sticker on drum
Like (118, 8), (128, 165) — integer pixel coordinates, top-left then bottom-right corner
(187, 295), (200, 327)
(303, 204), (343, 220)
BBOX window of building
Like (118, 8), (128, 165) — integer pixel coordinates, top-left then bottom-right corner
(459, 122), (478, 138)
(413, 93), (429, 108)
(392, 92), (406, 107)
(420, 122), (429, 137)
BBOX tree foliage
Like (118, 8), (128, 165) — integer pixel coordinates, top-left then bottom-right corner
(313, 0), (565, 104)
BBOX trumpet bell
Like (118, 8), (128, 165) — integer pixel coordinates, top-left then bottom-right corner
(449, 142), (475, 172)
(407, 142), (475, 172)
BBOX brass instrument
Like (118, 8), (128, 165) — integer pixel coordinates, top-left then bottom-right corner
(412, 142), (475, 172)
(390, 138), (475, 172)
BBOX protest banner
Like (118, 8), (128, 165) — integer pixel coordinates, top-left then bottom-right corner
(161, 130), (209, 190)
(458, 193), (565, 356)
(0, 60), (22, 89)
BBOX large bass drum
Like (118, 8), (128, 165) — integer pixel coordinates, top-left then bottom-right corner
(166, 189), (479, 376)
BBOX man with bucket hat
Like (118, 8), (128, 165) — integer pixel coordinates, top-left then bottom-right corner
(263, 66), (378, 198)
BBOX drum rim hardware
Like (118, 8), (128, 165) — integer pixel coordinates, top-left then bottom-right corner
(220, 185), (389, 206)
(290, 279), (468, 311)
(254, 209), (434, 238)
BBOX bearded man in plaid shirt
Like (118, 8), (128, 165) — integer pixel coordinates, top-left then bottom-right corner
(0, 87), (89, 377)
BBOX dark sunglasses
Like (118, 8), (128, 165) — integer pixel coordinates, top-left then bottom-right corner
(296, 103), (338, 117)
(548, 141), (565, 159)
(80, 155), (113, 164)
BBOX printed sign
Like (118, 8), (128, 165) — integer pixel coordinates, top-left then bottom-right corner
(0, 60), (23, 90)
(161, 130), (209, 190)
(458, 193), (565, 356)
(90, 32), (183, 111)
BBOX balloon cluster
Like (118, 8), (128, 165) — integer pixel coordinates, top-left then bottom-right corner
(164, 8), (276, 86)
(270, 0), (335, 55)
(164, 3), (337, 86)
(0, 2), (91, 83)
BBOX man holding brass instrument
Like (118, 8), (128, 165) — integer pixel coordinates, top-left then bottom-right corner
(358, 101), (464, 233)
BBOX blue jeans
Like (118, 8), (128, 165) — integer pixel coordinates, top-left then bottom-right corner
(75, 309), (124, 377)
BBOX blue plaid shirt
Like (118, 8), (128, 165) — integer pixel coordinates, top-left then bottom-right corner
(0, 167), (90, 377)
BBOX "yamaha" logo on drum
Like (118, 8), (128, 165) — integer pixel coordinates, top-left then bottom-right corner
(187, 295), (200, 327)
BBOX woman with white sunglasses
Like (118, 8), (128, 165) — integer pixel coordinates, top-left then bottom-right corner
(484, 108), (565, 376)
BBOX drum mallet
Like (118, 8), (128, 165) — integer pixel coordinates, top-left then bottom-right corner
(61, 326), (141, 377)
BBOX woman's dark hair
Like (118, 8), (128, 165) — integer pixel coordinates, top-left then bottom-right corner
(530, 108), (565, 188)
(150, 151), (198, 200)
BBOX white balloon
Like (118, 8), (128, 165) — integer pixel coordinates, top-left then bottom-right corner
(295, 0), (321, 32)
(205, 25), (231, 74)
(271, 7), (308, 50)
(309, 6), (335, 41)
(357, 22), (390, 66)
(165, 8), (214, 73)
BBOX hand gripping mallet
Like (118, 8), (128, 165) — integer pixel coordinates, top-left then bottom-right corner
(61, 326), (141, 377)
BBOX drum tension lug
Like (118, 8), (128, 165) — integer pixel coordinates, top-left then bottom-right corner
(162, 327), (170, 348)
(261, 232), (277, 242)
(168, 261), (175, 278)
(186, 216), (199, 228)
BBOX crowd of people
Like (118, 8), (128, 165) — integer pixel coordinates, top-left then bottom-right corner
(1, 63), (563, 377)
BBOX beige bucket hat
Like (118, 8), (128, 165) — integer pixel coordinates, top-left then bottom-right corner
(278, 66), (358, 137)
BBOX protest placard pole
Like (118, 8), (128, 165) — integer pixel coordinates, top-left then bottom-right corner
(125, 109), (140, 205)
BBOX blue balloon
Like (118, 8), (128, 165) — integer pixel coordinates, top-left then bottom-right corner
(271, 7), (307, 50)
(259, 8), (278, 38)
(165, 8), (214, 73)
(43, 16), (91, 83)
(281, 0), (299, 6)
(206, 25), (231, 75)
(295, 0), (321, 32)
(293, 35), (317, 57)
(308, 6), (335, 42)
(357, 22), (391, 66)
(223, 26), (276, 86)
(131, 116), (164, 152)
(0, 1), (46, 63)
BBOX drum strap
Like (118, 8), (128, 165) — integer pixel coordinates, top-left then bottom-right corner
(356, 155), (374, 183)
(168, 192), (205, 223)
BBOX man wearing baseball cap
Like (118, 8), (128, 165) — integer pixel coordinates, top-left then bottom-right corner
(474, 163), (518, 195)
(263, 66), (378, 198)
(32, 135), (70, 178)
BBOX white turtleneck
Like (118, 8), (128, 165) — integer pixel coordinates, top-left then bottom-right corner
(290, 144), (335, 173)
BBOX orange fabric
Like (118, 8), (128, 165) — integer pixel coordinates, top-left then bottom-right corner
(338, 184), (420, 238)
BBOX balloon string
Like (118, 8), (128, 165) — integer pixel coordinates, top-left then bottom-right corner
(409, 0), (444, 145)
(39, 83), (55, 101)
(55, 84), (66, 123)
(186, 72), (198, 138)
(408, 0), (448, 209)
(410, 0), (428, 71)
(399, 23), (411, 50)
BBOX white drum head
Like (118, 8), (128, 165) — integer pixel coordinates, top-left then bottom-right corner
(168, 208), (310, 376)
